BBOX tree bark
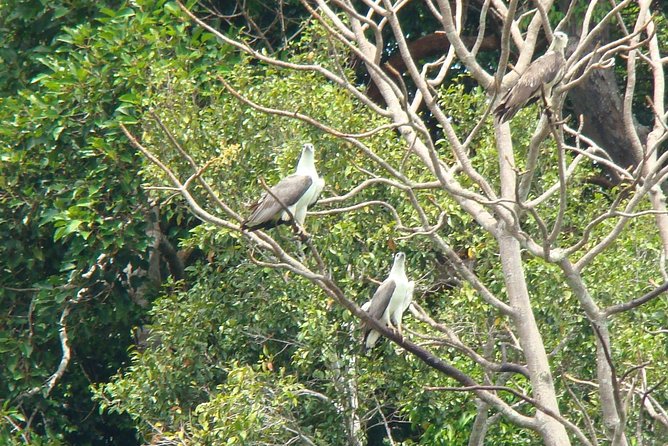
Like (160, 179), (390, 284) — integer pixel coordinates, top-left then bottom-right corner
(568, 60), (648, 175)
(497, 233), (572, 445)
(496, 124), (572, 446)
(564, 20), (649, 178)
(467, 399), (490, 446)
(559, 260), (629, 445)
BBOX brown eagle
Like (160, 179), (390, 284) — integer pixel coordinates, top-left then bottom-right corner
(494, 31), (568, 123)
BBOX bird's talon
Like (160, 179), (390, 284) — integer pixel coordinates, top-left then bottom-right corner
(293, 224), (311, 241)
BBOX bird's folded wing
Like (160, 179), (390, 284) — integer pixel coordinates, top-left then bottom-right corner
(246, 175), (313, 225)
(365, 279), (396, 321)
(506, 52), (563, 105)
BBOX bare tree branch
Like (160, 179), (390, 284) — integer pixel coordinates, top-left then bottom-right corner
(410, 303), (528, 377)
(424, 385), (594, 446)
(604, 281), (668, 316)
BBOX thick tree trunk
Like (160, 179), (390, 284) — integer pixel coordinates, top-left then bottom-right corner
(594, 321), (627, 445)
(496, 125), (572, 446)
(560, 260), (629, 445)
(565, 21), (649, 178)
(498, 234), (572, 445)
(467, 399), (490, 446)
(570, 69), (640, 169)
(568, 60), (649, 176)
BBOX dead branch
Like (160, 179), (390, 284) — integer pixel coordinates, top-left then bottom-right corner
(410, 303), (529, 377)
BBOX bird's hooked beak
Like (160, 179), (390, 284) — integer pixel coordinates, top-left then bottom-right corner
(303, 143), (314, 154)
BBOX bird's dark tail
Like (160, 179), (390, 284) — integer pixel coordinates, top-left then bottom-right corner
(240, 218), (287, 231)
(494, 103), (514, 124)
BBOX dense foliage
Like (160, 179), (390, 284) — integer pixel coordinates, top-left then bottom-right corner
(0, 0), (212, 443)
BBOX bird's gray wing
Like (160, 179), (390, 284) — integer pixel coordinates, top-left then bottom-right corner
(244, 175), (313, 227)
(513, 51), (563, 93)
(495, 51), (563, 121)
(366, 279), (396, 320)
(363, 279), (396, 326)
(362, 279), (396, 346)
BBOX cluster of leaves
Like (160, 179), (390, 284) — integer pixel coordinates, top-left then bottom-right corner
(0, 0), (122, 95)
(0, 0), (233, 443)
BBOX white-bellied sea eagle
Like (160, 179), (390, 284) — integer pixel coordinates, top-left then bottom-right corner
(241, 143), (325, 231)
(361, 252), (414, 350)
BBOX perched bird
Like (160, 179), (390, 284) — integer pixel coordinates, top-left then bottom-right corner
(494, 31), (569, 123)
(241, 143), (325, 231)
(361, 252), (415, 350)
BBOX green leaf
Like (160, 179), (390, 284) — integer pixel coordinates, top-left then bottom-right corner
(53, 219), (82, 241)
(118, 93), (139, 104)
(164, 2), (180, 16)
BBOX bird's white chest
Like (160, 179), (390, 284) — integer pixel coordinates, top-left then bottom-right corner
(385, 276), (410, 317)
(292, 176), (321, 210)
(280, 175), (323, 225)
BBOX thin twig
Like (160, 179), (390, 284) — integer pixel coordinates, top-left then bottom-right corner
(562, 374), (599, 444)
